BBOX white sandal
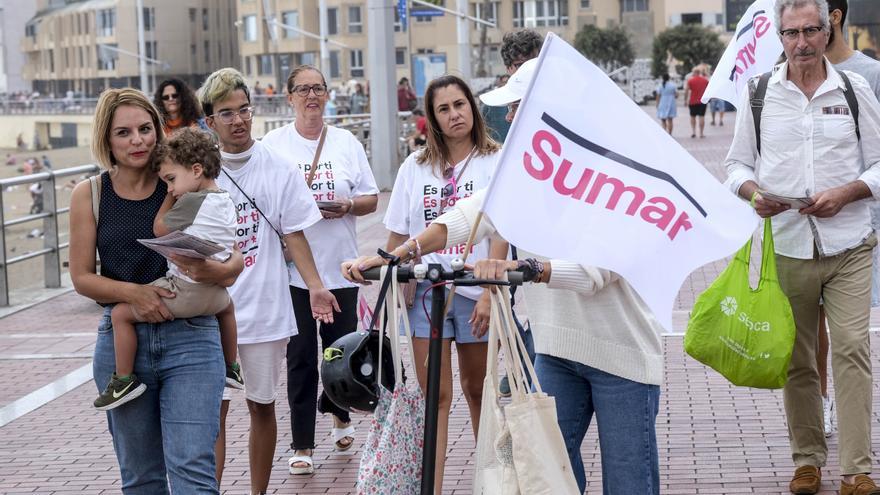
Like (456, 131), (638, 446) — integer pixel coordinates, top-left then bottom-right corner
(288, 452), (314, 475)
(332, 425), (356, 452)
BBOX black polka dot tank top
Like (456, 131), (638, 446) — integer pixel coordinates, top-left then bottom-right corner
(95, 171), (167, 285)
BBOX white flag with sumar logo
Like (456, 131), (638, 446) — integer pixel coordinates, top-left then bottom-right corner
(701, 0), (783, 107)
(481, 33), (758, 332)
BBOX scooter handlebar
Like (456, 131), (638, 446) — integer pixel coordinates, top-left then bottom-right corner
(359, 265), (526, 286)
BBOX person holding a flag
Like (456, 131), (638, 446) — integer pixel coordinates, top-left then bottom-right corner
(725, 1), (880, 493)
(343, 57), (665, 495)
(493, 27), (543, 398)
(381, 74), (501, 493)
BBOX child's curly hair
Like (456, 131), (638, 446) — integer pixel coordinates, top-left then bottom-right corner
(152, 128), (221, 179)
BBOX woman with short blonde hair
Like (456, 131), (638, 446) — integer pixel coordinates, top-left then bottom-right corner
(70, 88), (243, 494)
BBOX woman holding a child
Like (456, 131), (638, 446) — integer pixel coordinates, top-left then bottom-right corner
(69, 88), (243, 494)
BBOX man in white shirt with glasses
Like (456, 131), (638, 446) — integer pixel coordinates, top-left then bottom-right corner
(725, 1), (880, 493)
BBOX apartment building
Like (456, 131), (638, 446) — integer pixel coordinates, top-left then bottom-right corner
(239, 0), (726, 91)
(23, 0), (239, 97)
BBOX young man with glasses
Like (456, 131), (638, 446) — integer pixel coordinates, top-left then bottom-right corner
(725, 1), (880, 493)
(199, 67), (340, 495)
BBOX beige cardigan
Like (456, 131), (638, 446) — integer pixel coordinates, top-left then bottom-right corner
(434, 189), (665, 385)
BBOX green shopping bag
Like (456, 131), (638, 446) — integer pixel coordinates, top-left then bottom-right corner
(684, 218), (796, 389)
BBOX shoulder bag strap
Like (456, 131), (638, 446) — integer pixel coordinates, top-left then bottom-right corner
(221, 168), (285, 242)
(306, 125), (328, 188)
(837, 70), (861, 142)
(749, 72), (772, 156)
(452, 147), (477, 185)
(89, 173), (101, 225)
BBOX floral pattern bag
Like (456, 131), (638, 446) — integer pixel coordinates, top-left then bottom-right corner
(357, 267), (425, 494)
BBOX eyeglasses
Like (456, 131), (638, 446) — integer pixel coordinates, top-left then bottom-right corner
(779, 26), (824, 41)
(210, 106), (254, 125)
(292, 84), (327, 97)
(161, 93), (179, 101)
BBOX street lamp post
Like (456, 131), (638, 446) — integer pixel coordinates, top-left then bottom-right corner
(135, 0), (148, 94)
(367, 0), (397, 190)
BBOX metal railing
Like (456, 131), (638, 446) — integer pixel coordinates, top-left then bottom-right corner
(263, 112), (416, 163)
(0, 97), (101, 115)
(0, 94), (350, 117)
(0, 164), (100, 306)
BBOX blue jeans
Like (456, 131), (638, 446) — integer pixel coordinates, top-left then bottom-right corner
(93, 306), (225, 494)
(535, 353), (660, 495)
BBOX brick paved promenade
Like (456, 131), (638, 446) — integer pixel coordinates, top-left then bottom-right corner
(4, 106), (880, 494)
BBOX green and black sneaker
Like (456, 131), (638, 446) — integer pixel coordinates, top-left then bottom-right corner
(94, 373), (147, 411)
(226, 362), (245, 390)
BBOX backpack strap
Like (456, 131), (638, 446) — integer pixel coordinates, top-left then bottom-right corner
(89, 173), (101, 225)
(749, 72), (772, 156)
(838, 70), (861, 142)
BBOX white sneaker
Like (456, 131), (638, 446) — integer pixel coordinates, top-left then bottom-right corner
(823, 396), (835, 438)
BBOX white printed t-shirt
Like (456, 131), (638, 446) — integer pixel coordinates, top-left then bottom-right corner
(162, 189), (236, 283)
(383, 149), (499, 300)
(218, 140), (322, 344)
(262, 123), (379, 289)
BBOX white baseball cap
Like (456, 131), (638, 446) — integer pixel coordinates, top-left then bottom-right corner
(479, 58), (538, 107)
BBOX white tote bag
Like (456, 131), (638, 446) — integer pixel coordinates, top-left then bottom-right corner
(472, 296), (520, 495)
(473, 286), (579, 495)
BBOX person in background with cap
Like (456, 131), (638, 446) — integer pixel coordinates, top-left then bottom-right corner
(343, 58), (665, 495)
(487, 28), (544, 399)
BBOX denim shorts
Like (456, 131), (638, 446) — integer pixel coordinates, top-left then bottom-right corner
(404, 281), (486, 344)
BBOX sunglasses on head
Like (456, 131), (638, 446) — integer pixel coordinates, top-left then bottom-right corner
(162, 93), (179, 101)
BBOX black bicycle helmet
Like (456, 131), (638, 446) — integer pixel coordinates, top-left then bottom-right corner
(321, 329), (397, 413)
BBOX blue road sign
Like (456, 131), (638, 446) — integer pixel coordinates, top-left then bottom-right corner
(397, 0), (407, 30)
(410, 9), (444, 17)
